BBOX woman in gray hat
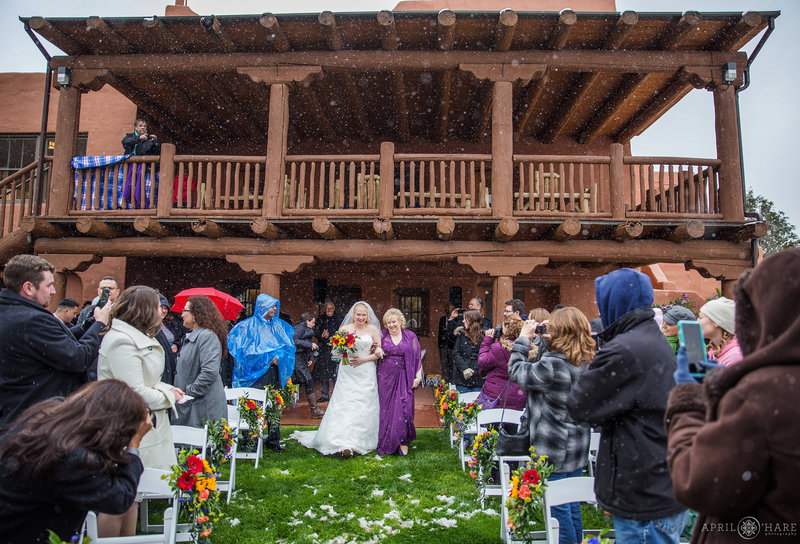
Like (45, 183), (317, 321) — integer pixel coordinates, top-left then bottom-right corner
(661, 305), (697, 354)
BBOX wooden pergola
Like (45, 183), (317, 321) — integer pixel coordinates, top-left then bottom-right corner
(1, 8), (776, 318)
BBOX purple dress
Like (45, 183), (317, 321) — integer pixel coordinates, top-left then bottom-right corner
(377, 328), (422, 455)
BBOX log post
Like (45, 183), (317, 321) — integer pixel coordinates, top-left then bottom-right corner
(49, 86), (82, 216)
(713, 84), (744, 222)
(373, 219), (394, 240)
(613, 221), (643, 241)
(261, 273), (280, 298)
(378, 141), (395, 217)
(264, 83), (289, 218)
(668, 220), (705, 243)
(156, 143), (176, 218)
(609, 143), (626, 220)
(191, 219), (229, 238)
(491, 81), (514, 219)
(312, 217), (342, 239)
(21, 217), (64, 237)
(493, 275), (513, 324)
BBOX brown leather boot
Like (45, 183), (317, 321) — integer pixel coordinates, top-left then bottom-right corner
(309, 395), (325, 418)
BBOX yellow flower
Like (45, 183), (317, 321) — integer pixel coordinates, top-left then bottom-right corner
(206, 477), (217, 491)
(523, 496), (532, 503)
(195, 477), (208, 491)
(202, 459), (212, 474)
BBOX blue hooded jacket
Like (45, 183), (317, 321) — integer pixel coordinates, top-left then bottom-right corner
(595, 268), (654, 329)
(227, 294), (296, 387)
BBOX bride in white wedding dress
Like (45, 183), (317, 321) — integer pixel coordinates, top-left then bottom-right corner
(292, 301), (383, 455)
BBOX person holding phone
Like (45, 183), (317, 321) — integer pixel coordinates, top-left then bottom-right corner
(697, 297), (743, 367)
(665, 248), (800, 543)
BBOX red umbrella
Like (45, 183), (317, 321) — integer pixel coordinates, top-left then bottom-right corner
(170, 287), (245, 321)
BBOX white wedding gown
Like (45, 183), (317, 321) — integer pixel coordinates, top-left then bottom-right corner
(292, 335), (379, 455)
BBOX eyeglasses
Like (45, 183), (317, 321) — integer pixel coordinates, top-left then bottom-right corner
(182, 308), (192, 313)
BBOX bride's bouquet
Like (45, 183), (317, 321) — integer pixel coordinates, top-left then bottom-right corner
(330, 329), (357, 365)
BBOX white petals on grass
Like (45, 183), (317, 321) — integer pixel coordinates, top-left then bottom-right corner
(436, 495), (455, 505)
(228, 518), (240, 527)
(433, 517), (458, 528)
(304, 508), (317, 518)
(398, 473), (412, 482)
(371, 489), (384, 497)
(279, 469), (290, 475)
(320, 504), (338, 517)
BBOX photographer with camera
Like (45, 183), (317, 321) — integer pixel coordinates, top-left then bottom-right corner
(451, 310), (486, 393)
(76, 276), (120, 328)
(475, 314), (526, 410)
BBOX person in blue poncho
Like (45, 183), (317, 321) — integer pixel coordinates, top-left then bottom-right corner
(227, 294), (295, 453)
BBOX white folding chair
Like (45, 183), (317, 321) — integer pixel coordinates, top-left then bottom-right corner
(171, 424), (208, 459)
(84, 469), (185, 544)
(220, 405), (241, 504)
(472, 408), (525, 504)
(499, 461), (548, 544)
(587, 432), (600, 477)
(225, 387), (266, 468)
(450, 390), (480, 449)
(543, 477), (597, 544)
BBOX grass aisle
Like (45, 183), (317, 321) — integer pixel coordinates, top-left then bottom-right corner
(211, 427), (502, 544)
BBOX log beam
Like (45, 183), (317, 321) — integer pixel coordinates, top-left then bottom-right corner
(668, 220), (705, 243)
(494, 9), (518, 52)
(657, 11), (702, 50)
(75, 218), (121, 239)
(373, 219), (394, 240)
(227, 254), (315, 275)
(457, 256), (549, 276)
(21, 217), (64, 237)
(615, 69), (695, 142)
(495, 217), (519, 242)
(576, 73), (646, 144)
(377, 11), (399, 51)
(437, 217), (455, 241)
(612, 221), (644, 241)
(104, 73), (184, 142)
(204, 74), (265, 141)
(259, 13), (290, 52)
(514, 73), (549, 142)
(553, 218), (582, 242)
(391, 72), (410, 142)
(439, 70), (452, 142)
(293, 83), (336, 143)
(717, 222), (767, 242)
(87, 17), (133, 53)
(548, 9), (578, 50)
(200, 15), (236, 52)
(343, 74), (372, 142)
(437, 10), (456, 51)
(686, 259), (752, 298)
(142, 16), (184, 53)
(29, 17), (83, 54)
(34, 237), (754, 265)
(312, 217), (343, 240)
(133, 217), (175, 238)
(711, 12), (763, 52)
(318, 11), (343, 51)
(0, 230), (32, 265)
(191, 219), (229, 239)
(251, 218), (283, 239)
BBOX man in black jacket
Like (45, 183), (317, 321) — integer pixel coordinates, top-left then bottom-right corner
(0, 255), (111, 427)
(568, 268), (688, 544)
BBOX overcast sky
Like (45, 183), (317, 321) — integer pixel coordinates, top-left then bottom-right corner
(2, 0), (796, 228)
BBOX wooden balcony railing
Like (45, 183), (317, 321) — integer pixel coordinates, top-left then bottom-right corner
(0, 159), (51, 237)
(393, 154), (492, 215)
(512, 155), (610, 216)
(624, 157), (722, 218)
(283, 155), (380, 215)
(30, 144), (734, 229)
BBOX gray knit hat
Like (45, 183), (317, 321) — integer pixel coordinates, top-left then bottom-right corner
(662, 305), (696, 325)
(699, 297), (736, 334)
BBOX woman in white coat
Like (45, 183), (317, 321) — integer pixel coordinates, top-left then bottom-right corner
(97, 285), (184, 537)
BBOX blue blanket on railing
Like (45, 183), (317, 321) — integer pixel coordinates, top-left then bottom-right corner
(71, 155), (158, 210)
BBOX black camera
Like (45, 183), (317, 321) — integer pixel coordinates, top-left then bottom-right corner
(493, 325), (503, 340)
(535, 324), (548, 335)
(147, 407), (157, 429)
(457, 308), (465, 316)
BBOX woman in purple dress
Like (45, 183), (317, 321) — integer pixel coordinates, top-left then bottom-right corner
(377, 308), (423, 456)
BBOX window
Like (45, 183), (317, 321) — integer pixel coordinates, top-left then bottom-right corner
(0, 133), (87, 180)
(396, 289), (429, 335)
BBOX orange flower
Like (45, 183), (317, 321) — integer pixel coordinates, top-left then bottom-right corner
(518, 484), (531, 500)
(199, 488), (209, 500)
(200, 529), (212, 537)
(196, 515), (209, 523)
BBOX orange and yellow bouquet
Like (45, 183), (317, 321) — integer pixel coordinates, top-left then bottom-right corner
(164, 449), (224, 543)
(468, 428), (498, 485)
(330, 329), (357, 365)
(204, 417), (236, 466)
(452, 401), (481, 439)
(505, 447), (555, 539)
(438, 389), (463, 430)
(264, 387), (286, 428)
(282, 378), (299, 407)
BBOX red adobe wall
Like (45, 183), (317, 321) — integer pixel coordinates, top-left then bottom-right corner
(0, 73), (136, 156)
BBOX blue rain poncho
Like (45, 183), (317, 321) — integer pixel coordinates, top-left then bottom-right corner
(228, 294), (295, 387)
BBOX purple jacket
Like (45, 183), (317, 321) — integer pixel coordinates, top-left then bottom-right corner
(477, 336), (526, 410)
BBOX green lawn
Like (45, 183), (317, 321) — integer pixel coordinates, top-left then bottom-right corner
(202, 427), (612, 544)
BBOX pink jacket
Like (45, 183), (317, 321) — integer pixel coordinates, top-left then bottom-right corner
(708, 336), (744, 367)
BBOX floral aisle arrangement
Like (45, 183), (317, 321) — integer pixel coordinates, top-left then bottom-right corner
(164, 449), (224, 543)
(204, 418), (236, 467)
(505, 447), (555, 541)
(581, 532), (613, 544)
(282, 378), (299, 407)
(330, 329), (358, 364)
(263, 387), (286, 429)
(452, 401), (481, 440)
(437, 389), (463, 430)
(468, 429), (498, 485)
(433, 380), (448, 405)
(237, 394), (267, 439)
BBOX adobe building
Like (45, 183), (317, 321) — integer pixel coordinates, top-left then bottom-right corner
(0, 0), (774, 373)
